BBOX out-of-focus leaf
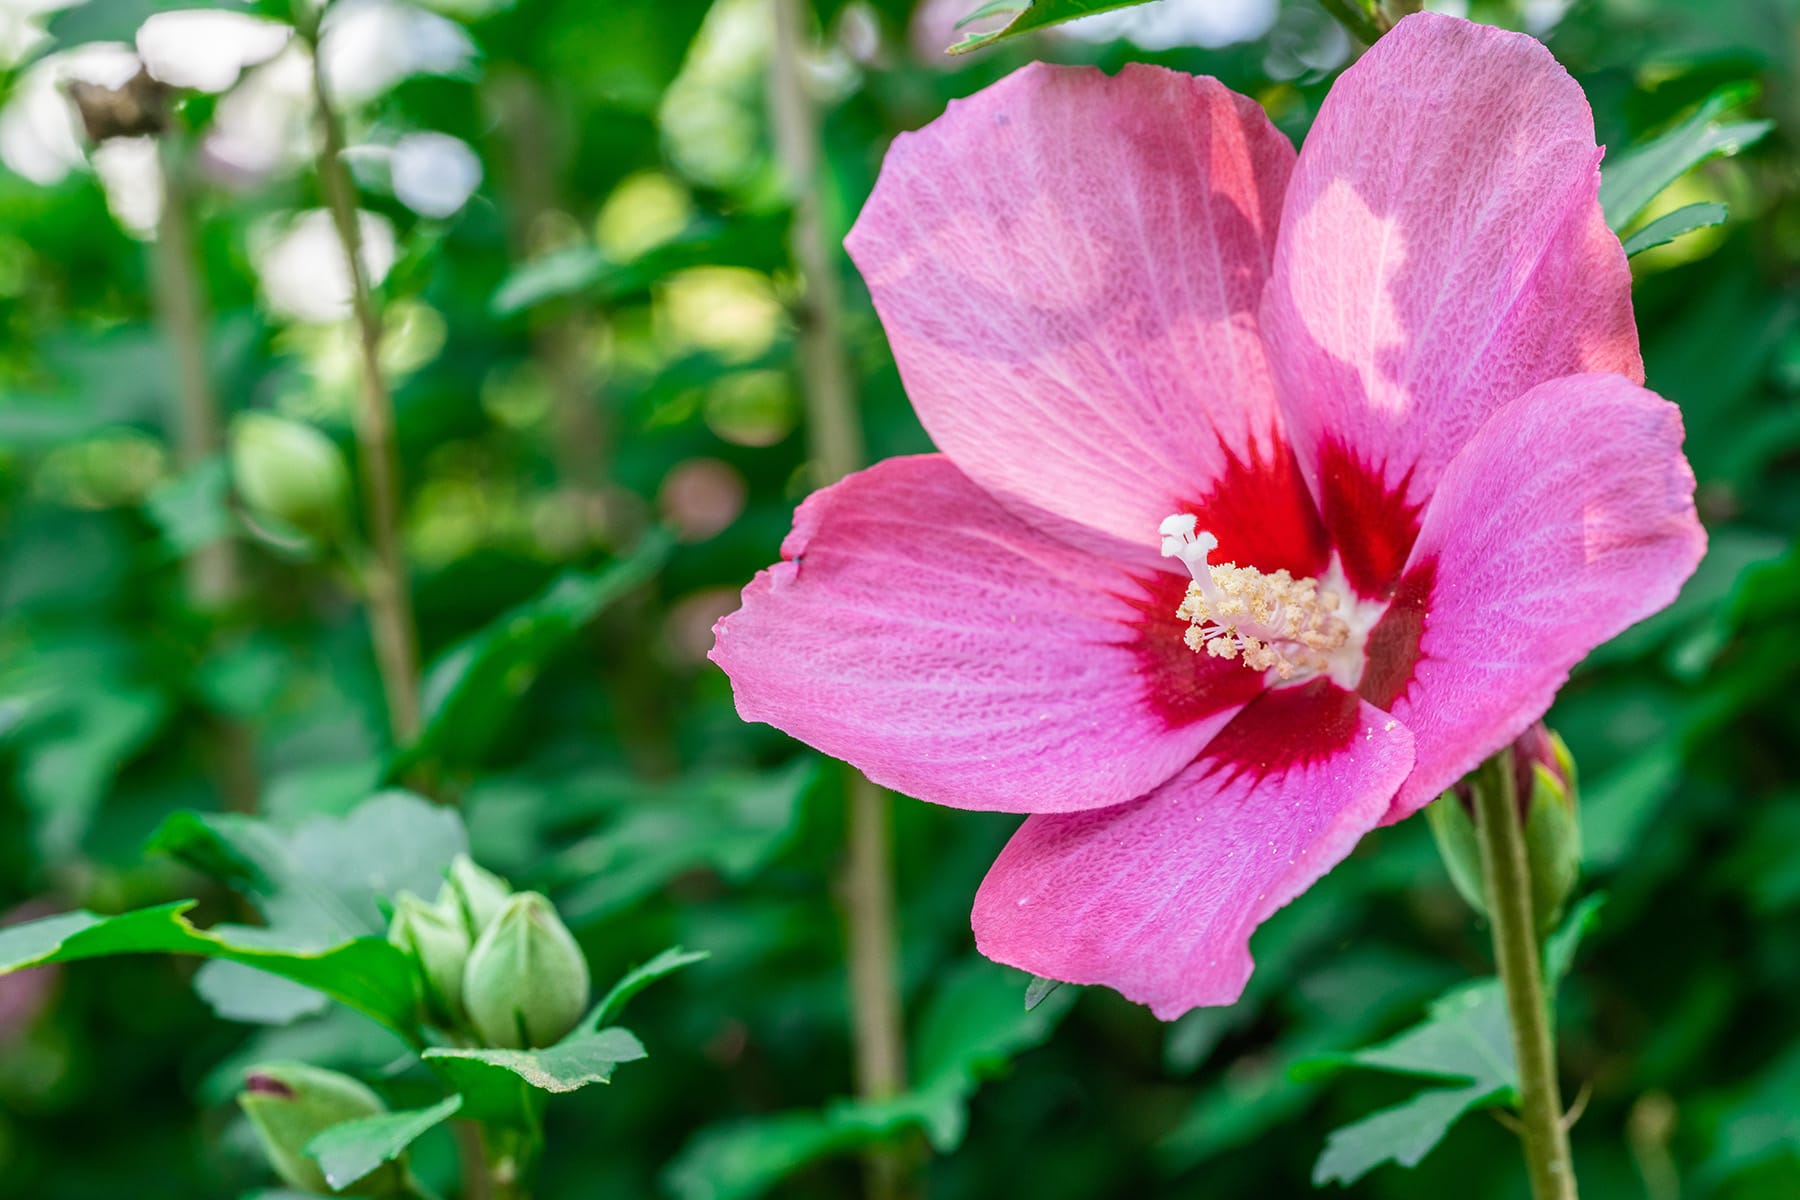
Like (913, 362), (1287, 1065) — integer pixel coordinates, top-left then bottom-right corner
(547, 762), (816, 924)
(406, 530), (672, 770)
(1622, 201), (1728, 256)
(582, 946), (710, 1032)
(946, 0), (1155, 53)
(489, 217), (780, 316)
(15, 686), (166, 861)
(0, 903), (419, 1034)
(149, 792), (464, 1023)
(1023, 976), (1062, 1012)
(664, 961), (1074, 1200)
(1601, 90), (1772, 231)
(42, 0), (261, 53)
(193, 959), (329, 1026)
(422, 1027), (647, 1126)
(150, 790), (467, 943)
(143, 457), (235, 559)
(304, 1095), (461, 1192)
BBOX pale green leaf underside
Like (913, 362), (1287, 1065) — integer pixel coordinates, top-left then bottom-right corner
(305, 1095), (463, 1191)
(948, 0), (1159, 54)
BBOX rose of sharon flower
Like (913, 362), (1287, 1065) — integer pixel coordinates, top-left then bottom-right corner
(711, 14), (1704, 1017)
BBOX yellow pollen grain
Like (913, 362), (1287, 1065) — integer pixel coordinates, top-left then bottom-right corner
(1176, 560), (1349, 679)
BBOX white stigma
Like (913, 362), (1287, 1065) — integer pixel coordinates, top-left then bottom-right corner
(1158, 512), (1350, 681)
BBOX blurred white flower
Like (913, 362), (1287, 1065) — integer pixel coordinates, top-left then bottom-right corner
(91, 134), (162, 236)
(390, 131), (481, 218)
(0, 41), (137, 185)
(136, 10), (291, 93)
(205, 44), (315, 181)
(320, 0), (476, 106)
(0, 0), (76, 68)
(253, 208), (396, 323)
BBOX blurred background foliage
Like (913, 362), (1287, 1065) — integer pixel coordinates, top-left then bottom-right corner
(0, 0), (1796, 1196)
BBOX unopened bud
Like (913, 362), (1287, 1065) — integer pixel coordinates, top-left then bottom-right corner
(229, 412), (352, 544)
(1428, 723), (1581, 935)
(444, 853), (512, 938)
(387, 891), (471, 1028)
(237, 1063), (404, 1196)
(462, 892), (590, 1049)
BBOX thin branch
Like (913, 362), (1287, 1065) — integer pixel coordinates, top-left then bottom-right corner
(767, 4), (909, 1197)
(306, 35), (423, 745)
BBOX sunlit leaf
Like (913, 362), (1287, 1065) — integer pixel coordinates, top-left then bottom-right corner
(1601, 90), (1771, 232)
(0, 903), (419, 1034)
(1622, 201), (1729, 256)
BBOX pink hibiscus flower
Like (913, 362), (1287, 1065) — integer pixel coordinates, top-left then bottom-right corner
(711, 13), (1704, 1017)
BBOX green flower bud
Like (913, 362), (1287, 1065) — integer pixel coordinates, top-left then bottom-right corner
(444, 852), (512, 938)
(1428, 723), (1581, 936)
(229, 412), (352, 543)
(462, 892), (590, 1049)
(387, 890), (471, 1027)
(1522, 729), (1580, 936)
(237, 1063), (405, 1197)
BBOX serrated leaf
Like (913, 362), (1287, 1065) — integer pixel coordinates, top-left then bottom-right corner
(0, 902), (419, 1034)
(1305, 894), (1606, 1184)
(422, 1027), (647, 1126)
(581, 947), (710, 1033)
(1623, 201), (1729, 256)
(304, 1094), (462, 1192)
(947, 0), (1156, 53)
(1602, 91), (1772, 232)
(1312, 1081), (1507, 1186)
(405, 531), (672, 771)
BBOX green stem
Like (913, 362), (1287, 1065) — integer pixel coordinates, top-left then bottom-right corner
(1472, 750), (1578, 1200)
(306, 30), (424, 746)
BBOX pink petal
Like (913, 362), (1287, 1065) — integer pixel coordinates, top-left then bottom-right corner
(972, 682), (1416, 1017)
(710, 455), (1267, 814)
(846, 62), (1326, 576)
(1377, 373), (1705, 821)
(1262, 12), (1641, 598)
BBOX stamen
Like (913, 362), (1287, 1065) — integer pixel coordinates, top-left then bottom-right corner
(1158, 513), (1350, 680)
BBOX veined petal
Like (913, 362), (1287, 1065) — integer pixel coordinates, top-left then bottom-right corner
(1378, 374), (1704, 821)
(710, 456), (1264, 814)
(1263, 12), (1640, 598)
(846, 61), (1325, 576)
(972, 682), (1415, 1017)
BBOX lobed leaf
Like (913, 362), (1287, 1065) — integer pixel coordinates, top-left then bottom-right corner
(422, 1027), (648, 1126)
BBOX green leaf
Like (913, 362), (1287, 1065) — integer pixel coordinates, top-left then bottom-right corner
(144, 457), (236, 560)
(406, 531), (673, 770)
(547, 762), (816, 925)
(0, 903), (419, 1035)
(1313, 1081), (1507, 1186)
(1601, 91), (1772, 232)
(1022, 976), (1063, 1012)
(1622, 201), (1729, 256)
(946, 0), (1156, 53)
(43, 0), (260, 53)
(150, 791), (469, 944)
(1304, 895), (1605, 1185)
(13, 683), (166, 861)
(582, 946), (710, 1032)
(304, 1095), (462, 1192)
(664, 961), (1074, 1200)
(421, 1027), (647, 1126)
